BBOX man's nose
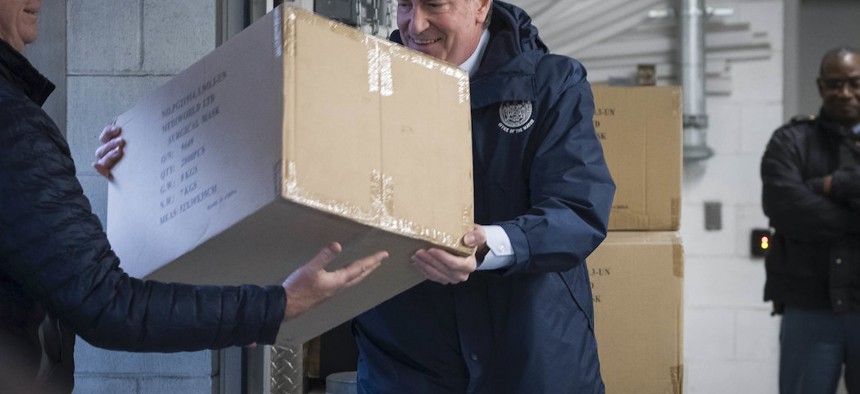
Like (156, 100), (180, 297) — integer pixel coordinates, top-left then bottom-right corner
(409, 7), (430, 33)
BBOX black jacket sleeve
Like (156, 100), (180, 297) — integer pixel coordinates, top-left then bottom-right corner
(0, 96), (285, 352)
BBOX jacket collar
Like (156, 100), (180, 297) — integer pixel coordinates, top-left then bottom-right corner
(0, 39), (54, 106)
(460, 29), (490, 77)
(468, 1), (546, 109)
(817, 111), (860, 138)
(473, 1), (546, 79)
(389, 1), (547, 109)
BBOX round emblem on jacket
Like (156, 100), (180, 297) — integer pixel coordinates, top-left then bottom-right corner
(498, 101), (535, 134)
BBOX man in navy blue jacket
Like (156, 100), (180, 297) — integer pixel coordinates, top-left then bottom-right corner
(95, 1), (615, 392)
(351, 1), (615, 393)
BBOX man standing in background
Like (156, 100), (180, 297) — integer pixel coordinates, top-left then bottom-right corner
(761, 47), (860, 394)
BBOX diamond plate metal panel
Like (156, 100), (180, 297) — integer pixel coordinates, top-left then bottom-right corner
(269, 344), (305, 394)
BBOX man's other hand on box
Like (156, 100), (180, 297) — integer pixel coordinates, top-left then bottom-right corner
(93, 124), (125, 179)
(282, 242), (388, 320)
(410, 226), (486, 285)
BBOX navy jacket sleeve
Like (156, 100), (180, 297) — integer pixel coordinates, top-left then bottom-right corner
(499, 56), (615, 274)
(761, 126), (860, 241)
(0, 97), (285, 352)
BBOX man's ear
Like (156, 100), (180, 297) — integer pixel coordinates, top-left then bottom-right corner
(475, 0), (492, 25)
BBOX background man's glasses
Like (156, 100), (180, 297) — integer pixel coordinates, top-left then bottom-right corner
(818, 77), (860, 92)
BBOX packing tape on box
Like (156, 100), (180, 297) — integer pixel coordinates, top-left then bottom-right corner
(672, 243), (683, 278)
(388, 43), (470, 105)
(280, 6), (469, 104)
(365, 38), (394, 97)
(671, 364), (683, 394)
(284, 162), (471, 254)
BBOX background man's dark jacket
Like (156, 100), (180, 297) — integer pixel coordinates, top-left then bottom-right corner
(761, 115), (860, 313)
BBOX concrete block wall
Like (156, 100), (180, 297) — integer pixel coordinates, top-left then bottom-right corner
(681, 1), (784, 392)
(67, 1), (218, 393)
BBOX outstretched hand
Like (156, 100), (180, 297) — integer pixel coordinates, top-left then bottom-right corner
(282, 242), (388, 320)
(93, 124), (125, 179)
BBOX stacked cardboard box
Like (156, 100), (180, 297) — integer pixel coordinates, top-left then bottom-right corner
(594, 86), (682, 232)
(106, 5), (474, 347)
(590, 86), (684, 394)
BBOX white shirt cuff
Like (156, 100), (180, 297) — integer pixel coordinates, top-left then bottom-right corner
(476, 225), (515, 270)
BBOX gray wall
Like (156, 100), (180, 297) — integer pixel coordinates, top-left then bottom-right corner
(62, 1), (218, 393)
(797, 0), (860, 117)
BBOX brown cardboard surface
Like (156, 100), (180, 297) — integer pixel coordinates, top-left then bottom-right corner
(589, 231), (684, 394)
(592, 86), (682, 231)
(106, 6), (473, 346)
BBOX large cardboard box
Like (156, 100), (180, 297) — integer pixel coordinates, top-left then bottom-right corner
(106, 6), (474, 346)
(589, 232), (684, 394)
(592, 86), (682, 231)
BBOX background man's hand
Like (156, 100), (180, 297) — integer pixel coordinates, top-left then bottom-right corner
(831, 165), (860, 200)
(282, 242), (387, 320)
(411, 226), (487, 285)
(93, 125), (125, 179)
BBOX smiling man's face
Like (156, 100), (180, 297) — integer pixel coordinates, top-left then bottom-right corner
(396, 0), (490, 66)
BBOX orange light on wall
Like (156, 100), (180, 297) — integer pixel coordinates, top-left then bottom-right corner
(751, 228), (771, 258)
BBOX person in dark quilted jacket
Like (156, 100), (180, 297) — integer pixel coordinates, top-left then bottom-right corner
(0, 1), (387, 393)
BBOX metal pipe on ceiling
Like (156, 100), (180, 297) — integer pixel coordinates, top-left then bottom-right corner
(680, 0), (714, 161)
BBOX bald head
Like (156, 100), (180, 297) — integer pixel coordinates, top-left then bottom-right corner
(819, 47), (860, 76)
